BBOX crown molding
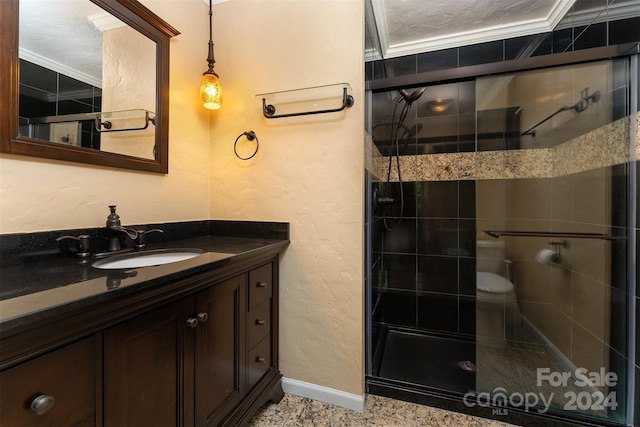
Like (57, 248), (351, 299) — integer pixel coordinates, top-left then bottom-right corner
(371, 0), (576, 59)
(19, 49), (102, 88)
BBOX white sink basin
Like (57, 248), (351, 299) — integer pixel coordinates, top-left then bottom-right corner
(92, 248), (204, 269)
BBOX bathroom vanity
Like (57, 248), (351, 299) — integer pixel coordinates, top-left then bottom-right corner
(0, 222), (289, 426)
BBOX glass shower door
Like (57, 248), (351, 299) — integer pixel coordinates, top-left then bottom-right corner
(473, 58), (631, 424)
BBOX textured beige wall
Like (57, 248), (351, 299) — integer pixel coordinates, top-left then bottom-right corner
(207, 1), (365, 395)
(101, 25), (156, 159)
(0, 0), (211, 232)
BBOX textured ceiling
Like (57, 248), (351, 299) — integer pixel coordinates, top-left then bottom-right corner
(379, 0), (573, 56)
(19, 0), (124, 87)
(367, 0), (640, 60)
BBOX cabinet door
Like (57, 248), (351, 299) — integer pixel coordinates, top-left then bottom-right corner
(0, 336), (97, 427)
(104, 297), (194, 427)
(194, 275), (246, 427)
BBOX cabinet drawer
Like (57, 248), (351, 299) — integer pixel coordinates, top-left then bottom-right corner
(248, 300), (271, 349)
(0, 337), (96, 427)
(247, 335), (271, 391)
(248, 263), (272, 311)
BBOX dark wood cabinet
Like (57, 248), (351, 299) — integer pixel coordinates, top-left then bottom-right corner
(104, 297), (193, 427)
(104, 274), (249, 427)
(1, 254), (283, 427)
(246, 263), (274, 392)
(0, 336), (98, 427)
(194, 275), (246, 427)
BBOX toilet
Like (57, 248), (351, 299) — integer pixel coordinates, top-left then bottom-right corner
(476, 240), (520, 345)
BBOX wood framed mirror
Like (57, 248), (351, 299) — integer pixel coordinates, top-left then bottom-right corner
(0, 0), (179, 173)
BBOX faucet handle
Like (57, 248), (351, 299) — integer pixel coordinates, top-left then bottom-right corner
(56, 234), (91, 258)
(134, 228), (164, 251)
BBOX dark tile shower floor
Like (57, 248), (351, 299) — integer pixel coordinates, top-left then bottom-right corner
(376, 328), (476, 393)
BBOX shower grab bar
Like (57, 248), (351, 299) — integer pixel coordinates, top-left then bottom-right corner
(483, 230), (627, 241)
(521, 88), (600, 137)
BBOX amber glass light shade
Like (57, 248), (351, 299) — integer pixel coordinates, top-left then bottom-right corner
(200, 72), (222, 110)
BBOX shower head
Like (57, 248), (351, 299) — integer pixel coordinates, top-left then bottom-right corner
(399, 87), (427, 105)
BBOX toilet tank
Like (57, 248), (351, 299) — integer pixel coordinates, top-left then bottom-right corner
(477, 240), (506, 275)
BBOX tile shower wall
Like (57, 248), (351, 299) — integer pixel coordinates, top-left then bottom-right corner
(371, 180), (476, 337)
(369, 75), (479, 340)
(19, 59), (102, 150)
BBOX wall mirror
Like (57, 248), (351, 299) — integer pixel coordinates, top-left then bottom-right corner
(0, 0), (179, 173)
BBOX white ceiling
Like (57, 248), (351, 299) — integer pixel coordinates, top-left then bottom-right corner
(366, 0), (640, 61)
(19, 0), (125, 87)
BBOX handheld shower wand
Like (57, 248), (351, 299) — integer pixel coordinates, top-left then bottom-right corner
(378, 87), (426, 231)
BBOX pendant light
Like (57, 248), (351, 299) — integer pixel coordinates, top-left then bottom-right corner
(200, 0), (222, 110)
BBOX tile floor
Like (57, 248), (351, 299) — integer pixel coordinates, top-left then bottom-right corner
(248, 393), (518, 426)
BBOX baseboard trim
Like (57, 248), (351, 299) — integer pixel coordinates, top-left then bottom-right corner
(281, 378), (365, 412)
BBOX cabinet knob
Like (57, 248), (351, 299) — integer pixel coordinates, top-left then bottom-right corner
(256, 281), (267, 288)
(30, 395), (55, 415)
(186, 318), (198, 329)
(256, 356), (266, 364)
(197, 312), (208, 323)
(255, 319), (265, 326)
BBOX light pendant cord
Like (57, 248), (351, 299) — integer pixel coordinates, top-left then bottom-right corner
(206, 0), (215, 73)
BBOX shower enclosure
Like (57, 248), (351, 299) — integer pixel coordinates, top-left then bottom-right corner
(365, 51), (638, 425)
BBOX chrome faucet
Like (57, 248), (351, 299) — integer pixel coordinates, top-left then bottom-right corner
(106, 205), (138, 251)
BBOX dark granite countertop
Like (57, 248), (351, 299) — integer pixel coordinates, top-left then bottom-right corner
(0, 221), (289, 333)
